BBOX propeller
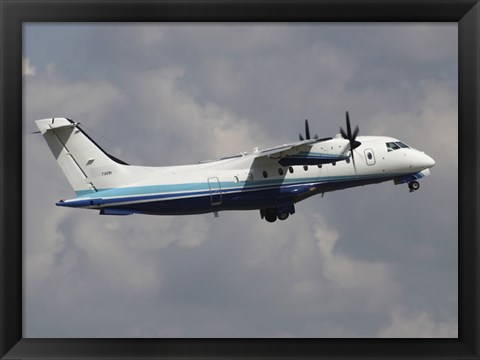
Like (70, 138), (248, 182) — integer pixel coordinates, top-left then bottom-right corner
(299, 119), (318, 141)
(340, 111), (361, 170)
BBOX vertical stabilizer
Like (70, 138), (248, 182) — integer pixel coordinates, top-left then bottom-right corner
(35, 118), (129, 196)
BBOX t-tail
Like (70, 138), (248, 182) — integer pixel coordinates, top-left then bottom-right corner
(35, 118), (130, 197)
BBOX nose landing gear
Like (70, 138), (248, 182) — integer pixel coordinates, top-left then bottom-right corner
(408, 181), (420, 192)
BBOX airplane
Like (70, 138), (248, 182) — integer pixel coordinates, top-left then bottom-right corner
(35, 112), (435, 223)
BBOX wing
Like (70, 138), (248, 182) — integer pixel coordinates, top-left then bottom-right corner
(253, 137), (349, 166)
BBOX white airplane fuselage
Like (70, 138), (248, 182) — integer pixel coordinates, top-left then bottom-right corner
(36, 118), (435, 222)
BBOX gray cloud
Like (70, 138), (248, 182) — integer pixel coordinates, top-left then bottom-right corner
(379, 307), (458, 338)
(23, 23), (457, 338)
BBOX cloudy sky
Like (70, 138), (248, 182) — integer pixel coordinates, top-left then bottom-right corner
(23, 23), (458, 338)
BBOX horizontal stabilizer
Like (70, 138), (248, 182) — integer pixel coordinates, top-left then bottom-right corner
(35, 117), (78, 134)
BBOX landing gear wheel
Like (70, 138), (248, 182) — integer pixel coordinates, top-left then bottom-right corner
(408, 181), (420, 191)
(278, 212), (289, 221)
(265, 212), (277, 223)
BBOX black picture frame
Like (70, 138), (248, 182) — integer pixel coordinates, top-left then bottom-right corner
(1, 0), (478, 359)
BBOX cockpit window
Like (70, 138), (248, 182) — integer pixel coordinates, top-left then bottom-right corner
(386, 142), (400, 151)
(396, 142), (410, 149)
(387, 141), (411, 151)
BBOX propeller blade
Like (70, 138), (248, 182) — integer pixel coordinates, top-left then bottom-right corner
(341, 111), (361, 174)
(346, 111), (352, 139)
(351, 150), (357, 173)
(297, 119), (318, 142)
(352, 125), (359, 140)
(305, 119), (310, 140)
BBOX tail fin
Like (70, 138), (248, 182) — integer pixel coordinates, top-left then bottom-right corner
(35, 118), (129, 196)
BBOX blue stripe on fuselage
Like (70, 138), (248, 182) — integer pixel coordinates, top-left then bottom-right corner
(75, 177), (317, 199)
(66, 178), (318, 208)
(62, 173), (402, 212)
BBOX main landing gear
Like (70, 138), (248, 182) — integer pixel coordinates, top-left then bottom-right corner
(260, 204), (295, 223)
(408, 181), (420, 192)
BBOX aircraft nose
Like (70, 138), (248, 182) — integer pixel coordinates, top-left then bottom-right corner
(422, 153), (435, 168)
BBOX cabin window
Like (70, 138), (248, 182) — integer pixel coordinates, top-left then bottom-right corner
(278, 168), (284, 176)
(346, 158), (350, 164)
(289, 167), (294, 174)
(263, 171), (268, 178)
(317, 164), (322, 168)
(332, 162), (336, 166)
(367, 152), (373, 160)
(303, 165), (308, 171)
